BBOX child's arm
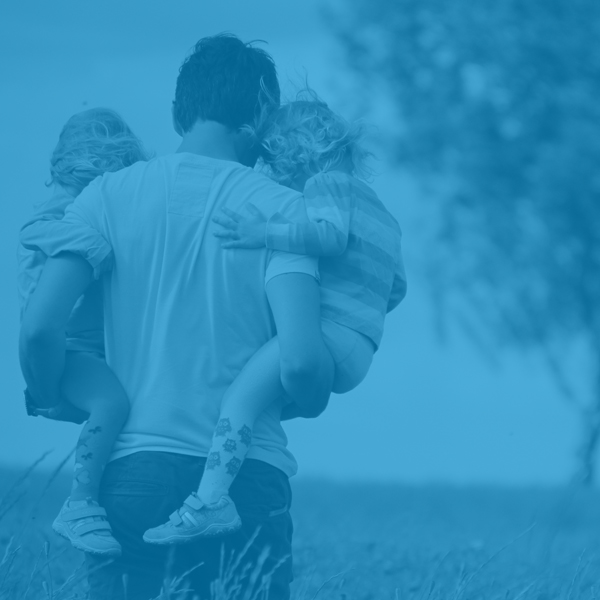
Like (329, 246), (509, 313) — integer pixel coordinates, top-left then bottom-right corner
(213, 172), (353, 257)
(266, 173), (352, 257)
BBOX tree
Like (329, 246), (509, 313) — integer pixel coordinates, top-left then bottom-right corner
(332, 0), (600, 483)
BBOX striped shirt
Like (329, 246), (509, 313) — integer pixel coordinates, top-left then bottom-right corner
(265, 170), (407, 348)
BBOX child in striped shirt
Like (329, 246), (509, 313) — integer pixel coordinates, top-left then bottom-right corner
(143, 93), (407, 545)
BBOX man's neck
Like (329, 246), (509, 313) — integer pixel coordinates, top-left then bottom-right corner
(176, 120), (240, 163)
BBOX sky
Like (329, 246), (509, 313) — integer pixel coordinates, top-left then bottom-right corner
(0, 0), (583, 485)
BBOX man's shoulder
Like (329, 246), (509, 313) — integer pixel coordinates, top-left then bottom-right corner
(86, 155), (188, 209)
(97, 155), (162, 187)
(101, 154), (293, 198)
(234, 167), (301, 199)
(219, 167), (303, 218)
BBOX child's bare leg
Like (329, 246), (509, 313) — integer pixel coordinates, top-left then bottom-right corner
(197, 338), (288, 504)
(61, 351), (129, 502)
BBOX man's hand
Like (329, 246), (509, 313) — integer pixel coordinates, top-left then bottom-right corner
(212, 205), (267, 249)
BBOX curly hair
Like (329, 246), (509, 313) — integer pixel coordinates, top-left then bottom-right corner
(48, 108), (151, 195)
(173, 33), (280, 133)
(257, 90), (373, 186)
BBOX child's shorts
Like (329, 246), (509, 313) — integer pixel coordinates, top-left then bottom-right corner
(321, 319), (375, 394)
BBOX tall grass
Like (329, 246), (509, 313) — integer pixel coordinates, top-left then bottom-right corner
(2, 458), (600, 599)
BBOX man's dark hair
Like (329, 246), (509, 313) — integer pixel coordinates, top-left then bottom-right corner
(173, 33), (281, 134)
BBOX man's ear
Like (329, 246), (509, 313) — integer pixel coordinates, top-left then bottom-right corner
(171, 103), (184, 137)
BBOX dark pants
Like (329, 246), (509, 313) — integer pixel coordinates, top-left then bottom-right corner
(86, 452), (293, 600)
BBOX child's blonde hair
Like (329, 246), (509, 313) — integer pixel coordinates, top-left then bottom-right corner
(49, 108), (151, 195)
(257, 89), (372, 186)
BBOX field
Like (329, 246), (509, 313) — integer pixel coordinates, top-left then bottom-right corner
(1, 462), (600, 600)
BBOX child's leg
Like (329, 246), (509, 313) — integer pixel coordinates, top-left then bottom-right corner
(197, 338), (286, 504)
(143, 336), (334, 544)
(60, 351), (129, 503)
(321, 320), (375, 394)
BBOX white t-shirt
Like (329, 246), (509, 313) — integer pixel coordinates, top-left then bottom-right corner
(21, 153), (319, 477)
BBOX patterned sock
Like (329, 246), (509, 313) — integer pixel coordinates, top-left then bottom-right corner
(197, 417), (253, 505)
(70, 421), (111, 502)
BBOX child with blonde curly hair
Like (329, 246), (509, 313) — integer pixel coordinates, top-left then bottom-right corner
(18, 108), (150, 557)
(143, 91), (407, 545)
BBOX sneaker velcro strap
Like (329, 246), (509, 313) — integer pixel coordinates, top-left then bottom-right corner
(169, 511), (183, 526)
(75, 520), (112, 535)
(183, 494), (204, 511)
(63, 506), (108, 521)
(181, 511), (200, 527)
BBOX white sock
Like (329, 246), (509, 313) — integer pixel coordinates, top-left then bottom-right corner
(197, 417), (252, 505)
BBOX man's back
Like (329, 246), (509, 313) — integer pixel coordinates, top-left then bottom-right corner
(72, 153), (311, 476)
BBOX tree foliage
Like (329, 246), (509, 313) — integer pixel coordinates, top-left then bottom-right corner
(333, 0), (600, 481)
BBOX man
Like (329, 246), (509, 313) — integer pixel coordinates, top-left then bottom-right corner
(20, 34), (332, 599)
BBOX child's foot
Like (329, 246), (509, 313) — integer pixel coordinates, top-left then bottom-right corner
(143, 493), (241, 545)
(52, 498), (121, 557)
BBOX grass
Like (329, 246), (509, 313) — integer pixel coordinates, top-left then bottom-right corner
(1, 458), (600, 599)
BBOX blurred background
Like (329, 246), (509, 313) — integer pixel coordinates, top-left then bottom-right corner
(1, 0), (595, 487)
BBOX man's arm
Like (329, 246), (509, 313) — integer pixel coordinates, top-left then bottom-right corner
(19, 253), (94, 408)
(266, 272), (334, 419)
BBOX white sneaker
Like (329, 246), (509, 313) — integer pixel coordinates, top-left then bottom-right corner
(143, 493), (241, 545)
(52, 498), (121, 557)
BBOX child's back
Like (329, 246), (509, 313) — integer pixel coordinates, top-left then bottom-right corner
(18, 190), (73, 317)
(306, 170), (405, 349)
(266, 169), (406, 349)
(18, 107), (149, 355)
(18, 189), (104, 355)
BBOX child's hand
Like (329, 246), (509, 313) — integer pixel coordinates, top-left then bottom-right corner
(212, 206), (267, 249)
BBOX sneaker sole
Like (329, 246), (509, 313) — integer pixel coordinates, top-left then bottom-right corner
(52, 519), (122, 557)
(143, 516), (242, 545)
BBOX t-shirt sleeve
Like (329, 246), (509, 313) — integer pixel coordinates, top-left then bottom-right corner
(264, 171), (352, 257)
(264, 251), (320, 287)
(19, 179), (114, 279)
